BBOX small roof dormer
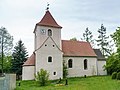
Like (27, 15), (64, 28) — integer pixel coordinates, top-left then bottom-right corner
(36, 10), (62, 28)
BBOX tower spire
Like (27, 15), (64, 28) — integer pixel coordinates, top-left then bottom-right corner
(46, 3), (50, 11)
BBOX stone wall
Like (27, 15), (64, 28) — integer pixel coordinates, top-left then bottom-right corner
(0, 74), (16, 90)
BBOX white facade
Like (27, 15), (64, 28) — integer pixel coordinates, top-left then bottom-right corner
(97, 61), (107, 75)
(34, 25), (63, 80)
(64, 57), (97, 77)
(22, 66), (35, 80)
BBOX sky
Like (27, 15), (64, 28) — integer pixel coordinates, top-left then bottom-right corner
(0, 0), (120, 56)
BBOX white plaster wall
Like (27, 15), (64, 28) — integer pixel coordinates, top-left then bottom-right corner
(63, 57), (97, 77)
(35, 26), (61, 50)
(97, 61), (107, 75)
(35, 37), (63, 80)
(22, 66), (35, 80)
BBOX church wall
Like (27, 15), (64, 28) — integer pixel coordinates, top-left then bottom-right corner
(97, 61), (107, 75)
(22, 66), (35, 80)
(35, 38), (63, 80)
(63, 56), (97, 77)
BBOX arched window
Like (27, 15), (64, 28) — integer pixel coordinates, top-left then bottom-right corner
(68, 59), (72, 68)
(84, 59), (87, 70)
(48, 56), (52, 62)
(48, 29), (52, 36)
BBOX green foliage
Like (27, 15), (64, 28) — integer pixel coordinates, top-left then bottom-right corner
(0, 55), (12, 73)
(105, 53), (120, 75)
(111, 27), (120, 57)
(81, 27), (95, 47)
(0, 27), (13, 74)
(70, 37), (78, 41)
(63, 60), (68, 79)
(96, 24), (112, 57)
(106, 27), (120, 75)
(11, 40), (28, 77)
(35, 69), (49, 86)
(111, 72), (117, 79)
(116, 72), (120, 80)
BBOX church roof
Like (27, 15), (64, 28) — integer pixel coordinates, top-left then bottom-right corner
(23, 40), (97, 66)
(62, 40), (97, 57)
(93, 49), (106, 60)
(23, 53), (35, 66)
(36, 10), (62, 28)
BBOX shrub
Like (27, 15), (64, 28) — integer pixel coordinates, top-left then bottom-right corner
(63, 60), (68, 79)
(112, 72), (117, 79)
(117, 72), (120, 80)
(35, 69), (49, 86)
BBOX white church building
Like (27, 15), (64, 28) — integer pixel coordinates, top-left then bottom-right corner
(22, 9), (107, 80)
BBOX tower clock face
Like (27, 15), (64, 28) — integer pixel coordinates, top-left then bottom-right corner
(40, 29), (46, 35)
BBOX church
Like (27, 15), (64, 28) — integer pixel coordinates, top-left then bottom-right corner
(22, 9), (107, 80)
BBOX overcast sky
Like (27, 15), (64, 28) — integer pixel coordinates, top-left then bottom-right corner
(0, 0), (120, 55)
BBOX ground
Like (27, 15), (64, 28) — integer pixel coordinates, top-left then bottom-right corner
(16, 76), (120, 90)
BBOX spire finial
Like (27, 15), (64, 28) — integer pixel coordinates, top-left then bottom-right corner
(46, 3), (50, 11)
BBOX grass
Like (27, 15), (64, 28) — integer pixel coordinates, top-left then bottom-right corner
(16, 76), (120, 90)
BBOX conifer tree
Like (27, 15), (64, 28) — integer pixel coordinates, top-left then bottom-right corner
(81, 27), (94, 47)
(96, 24), (111, 56)
(11, 40), (28, 79)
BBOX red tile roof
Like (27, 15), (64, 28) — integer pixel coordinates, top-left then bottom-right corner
(62, 40), (97, 57)
(23, 53), (35, 66)
(36, 11), (62, 28)
(23, 40), (97, 66)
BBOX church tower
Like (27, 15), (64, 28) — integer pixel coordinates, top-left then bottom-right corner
(34, 9), (63, 80)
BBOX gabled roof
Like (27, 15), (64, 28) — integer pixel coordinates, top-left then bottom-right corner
(36, 10), (62, 28)
(93, 49), (106, 60)
(23, 40), (97, 66)
(62, 40), (97, 57)
(23, 53), (35, 66)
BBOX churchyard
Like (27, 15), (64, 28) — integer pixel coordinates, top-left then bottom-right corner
(16, 76), (120, 90)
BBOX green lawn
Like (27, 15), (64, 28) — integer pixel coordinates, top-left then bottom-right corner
(16, 76), (120, 90)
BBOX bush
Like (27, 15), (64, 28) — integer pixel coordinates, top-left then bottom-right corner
(117, 72), (120, 80)
(112, 72), (117, 79)
(35, 69), (49, 86)
(63, 60), (68, 79)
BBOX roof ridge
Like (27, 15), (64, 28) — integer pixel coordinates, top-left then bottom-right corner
(62, 40), (89, 43)
(37, 10), (62, 28)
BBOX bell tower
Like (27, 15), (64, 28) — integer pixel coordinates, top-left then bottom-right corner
(34, 9), (63, 80)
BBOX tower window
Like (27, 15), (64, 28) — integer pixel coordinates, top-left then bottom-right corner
(48, 56), (52, 62)
(48, 29), (52, 36)
(68, 59), (72, 68)
(84, 59), (87, 70)
(53, 45), (55, 47)
(53, 72), (56, 75)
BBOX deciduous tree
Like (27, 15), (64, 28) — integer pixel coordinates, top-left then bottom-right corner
(0, 27), (13, 74)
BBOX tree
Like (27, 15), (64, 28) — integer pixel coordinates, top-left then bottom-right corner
(35, 69), (49, 86)
(11, 40), (28, 79)
(63, 60), (68, 79)
(105, 27), (120, 74)
(111, 27), (120, 56)
(70, 37), (78, 41)
(105, 53), (119, 75)
(81, 27), (95, 47)
(0, 55), (12, 73)
(0, 27), (13, 75)
(96, 24), (111, 56)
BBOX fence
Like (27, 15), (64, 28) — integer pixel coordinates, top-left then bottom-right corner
(0, 74), (16, 90)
